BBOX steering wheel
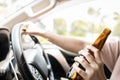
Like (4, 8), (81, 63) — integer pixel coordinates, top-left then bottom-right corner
(11, 22), (54, 80)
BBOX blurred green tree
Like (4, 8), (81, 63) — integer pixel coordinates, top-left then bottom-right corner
(54, 18), (67, 35)
(112, 12), (120, 38)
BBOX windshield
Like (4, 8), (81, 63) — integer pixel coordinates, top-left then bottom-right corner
(0, 0), (120, 43)
(32, 0), (120, 42)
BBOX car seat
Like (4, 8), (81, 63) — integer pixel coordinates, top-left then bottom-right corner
(0, 26), (12, 80)
(0, 27), (10, 61)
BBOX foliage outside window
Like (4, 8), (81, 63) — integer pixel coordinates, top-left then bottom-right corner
(53, 6), (120, 39)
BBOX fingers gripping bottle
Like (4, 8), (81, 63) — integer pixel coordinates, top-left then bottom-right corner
(67, 27), (111, 80)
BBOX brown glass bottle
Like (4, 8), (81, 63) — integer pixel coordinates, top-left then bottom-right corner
(67, 27), (111, 80)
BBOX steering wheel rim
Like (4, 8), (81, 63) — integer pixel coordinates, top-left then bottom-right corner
(11, 22), (49, 80)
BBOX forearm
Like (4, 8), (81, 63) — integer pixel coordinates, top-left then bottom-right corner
(40, 32), (90, 53)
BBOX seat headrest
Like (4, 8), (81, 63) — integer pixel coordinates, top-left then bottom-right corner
(0, 27), (10, 61)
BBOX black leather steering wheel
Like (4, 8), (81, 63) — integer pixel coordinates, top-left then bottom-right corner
(11, 22), (54, 80)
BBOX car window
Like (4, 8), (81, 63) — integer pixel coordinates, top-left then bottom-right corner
(33, 0), (120, 43)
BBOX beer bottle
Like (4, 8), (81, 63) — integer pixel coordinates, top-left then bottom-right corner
(67, 27), (111, 80)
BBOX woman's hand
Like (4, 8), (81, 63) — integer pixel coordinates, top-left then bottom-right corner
(73, 45), (106, 80)
(21, 21), (46, 36)
(22, 26), (45, 36)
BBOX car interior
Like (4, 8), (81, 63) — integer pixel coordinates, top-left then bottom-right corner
(0, 22), (111, 80)
(0, 0), (114, 80)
